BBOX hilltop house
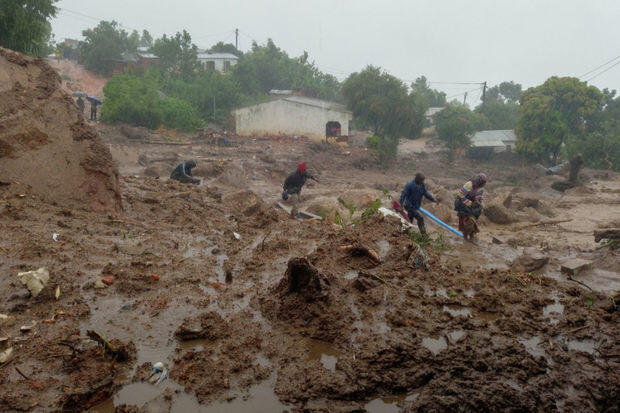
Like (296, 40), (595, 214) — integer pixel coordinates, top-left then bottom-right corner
(196, 52), (238, 72)
(233, 96), (353, 142)
(468, 129), (517, 158)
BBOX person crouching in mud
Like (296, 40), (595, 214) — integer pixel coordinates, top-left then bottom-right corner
(399, 173), (439, 235)
(282, 161), (318, 219)
(170, 160), (201, 185)
(454, 172), (487, 240)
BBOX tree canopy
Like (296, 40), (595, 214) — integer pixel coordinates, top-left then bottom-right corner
(434, 103), (487, 160)
(151, 30), (199, 80)
(516, 76), (604, 164)
(0, 0), (57, 56)
(209, 41), (242, 57)
(79, 20), (137, 75)
(410, 76), (447, 107)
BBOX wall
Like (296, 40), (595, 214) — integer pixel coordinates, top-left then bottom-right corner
(233, 100), (353, 141)
(198, 58), (237, 72)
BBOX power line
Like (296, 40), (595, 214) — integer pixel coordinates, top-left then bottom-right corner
(578, 54), (620, 79)
(447, 86), (482, 99)
(429, 81), (484, 85)
(584, 59), (620, 82)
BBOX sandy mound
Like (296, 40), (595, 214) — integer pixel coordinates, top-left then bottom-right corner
(0, 48), (121, 212)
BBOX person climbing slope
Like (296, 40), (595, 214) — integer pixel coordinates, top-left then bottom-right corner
(399, 173), (439, 235)
(454, 172), (487, 240)
(282, 161), (318, 218)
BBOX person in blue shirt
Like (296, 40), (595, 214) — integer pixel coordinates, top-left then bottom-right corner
(399, 173), (439, 235)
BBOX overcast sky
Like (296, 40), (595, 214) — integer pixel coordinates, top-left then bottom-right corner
(52, 0), (620, 104)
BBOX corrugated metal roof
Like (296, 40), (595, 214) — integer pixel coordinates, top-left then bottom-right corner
(196, 52), (239, 60)
(470, 130), (516, 147)
(425, 107), (444, 117)
(269, 89), (293, 95)
(282, 96), (350, 112)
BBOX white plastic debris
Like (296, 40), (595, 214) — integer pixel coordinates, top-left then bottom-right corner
(17, 267), (49, 298)
(0, 347), (13, 364)
(233, 232), (241, 240)
(52, 233), (59, 242)
(20, 321), (36, 333)
(378, 207), (413, 231)
(55, 285), (60, 300)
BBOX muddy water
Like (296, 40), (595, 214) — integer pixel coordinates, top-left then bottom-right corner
(443, 304), (471, 317)
(421, 336), (447, 355)
(365, 392), (420, 412)
(306, 338), (342, 371)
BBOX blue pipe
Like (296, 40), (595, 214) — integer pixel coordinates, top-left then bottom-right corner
(419, 207), (463, 237)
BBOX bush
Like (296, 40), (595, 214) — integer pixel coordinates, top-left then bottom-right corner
(565, 131), (620, 171)
(101, 72), (200, 131)
(366, 135), (398, 167)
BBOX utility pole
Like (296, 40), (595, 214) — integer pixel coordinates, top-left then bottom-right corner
(482, 81), (487, 105)
(463, 92), (468, 105)
(212, 96), (216, 119)
(235, 28), (239, 49)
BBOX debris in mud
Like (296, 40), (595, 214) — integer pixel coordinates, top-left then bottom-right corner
(351, 272), (385, 292)
(407, 244), (429, 270)
(16, 267), (49, 297)
(560, 258), (593, 276)
(0, 347), (13, 363)
(278, 257), (331, 301)
(20, 320), (37, 333)
(594, 227), (620, 242)
(339, 244), (381, 264)
(174, 311), (230, 341)
(0, 313), (15, 327)
(551, 153), (584, 192)
(512, 247), (549, 272)
(484, 200), (513, 224)
(86, 330), (133, 361)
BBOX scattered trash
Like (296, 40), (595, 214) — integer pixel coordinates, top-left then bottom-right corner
(233, 232), (241, 240)
(94, 279), (106, 289)
(20, 321), (36, 333)
(52, 233), (59, 242)
(408, 245), (429, 270)
(55, 285), (60, 300)
(149, 273), (159, 281)
(120, 302), (133, 311)
(149, 362), (168, 384)
(153, 361), (164, 372)
(86, 330), (131, 361)
(0, 313), (15, 328)
(339, 244), (381, 264)
(0, 337), (8, 345)
(0, 347), (13, 364)
(101, 275), (115, 286)
(17, 267), (49, 298)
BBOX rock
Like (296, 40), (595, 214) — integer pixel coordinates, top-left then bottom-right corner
(94, 279), (106, 289)
(0, 314), (15, 328)
(174, 312), (229, 341)
(513, 248), (549, 272)
(484, 202), (513, 224)
(0, 347), (13, 364)
(351, 273), (382, 292)
(278, 257), (331, 302)
(17, 267), (49, 297)
(492, 236), (507, 245)
(560, 258), (593, 276)
(120, 124), (150, 140)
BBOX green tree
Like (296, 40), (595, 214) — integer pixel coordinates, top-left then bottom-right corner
(79, 20), (136, 75)
(516, 76), (604, 164)
(0, 0), (58, 56)
(566, 90), (620, 171)
(151, 30), (199, 80)
(232, 39), (340, 101)
(209, 41), (242, 57)
(140, 29), (153, 48)
(475, 101), (519, 129)
(434, 103), (483, 160)
(410, 76), (447, 107)
(485, 81), (522, 103)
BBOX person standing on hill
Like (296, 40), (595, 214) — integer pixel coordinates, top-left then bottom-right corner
(76, 97), (85, 115)
(90, 100), (98, 121)
(399, 173), (439, 235)
(282, 161), (318, 218)
(454, 172), (487, 240)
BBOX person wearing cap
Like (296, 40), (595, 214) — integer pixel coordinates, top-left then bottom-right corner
(454, 172), (487, 240)
(170, 160), (200, 185)
(399, 173), (439, 235)
(282, 161), (318, 218)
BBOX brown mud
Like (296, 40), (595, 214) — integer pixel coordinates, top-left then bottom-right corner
(1, 62), (619, 411)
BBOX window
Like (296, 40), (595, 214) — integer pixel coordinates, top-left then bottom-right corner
(224, 61), (231, 71)
(206, 61), (215, 70)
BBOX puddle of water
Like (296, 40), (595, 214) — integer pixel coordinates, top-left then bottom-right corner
(447, 330), (466, 343)
(519, 336), (545, 359)
(425, 288), (449, 298)
(443, 305), (471, 317)
(421, 336), (447, 355)
(464, 289), (476, 298)
(344, 271), (358, 280)
(568, 339), (598, 355)
(365, 397), (400, 413)
(543, 302), (564, 317)
(306, 338), (342, 371)
(477, 311), (502, 323)
(177, 338), (215, 352)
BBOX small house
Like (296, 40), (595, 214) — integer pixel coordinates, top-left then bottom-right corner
(233, 96), (353, 142)
(468, 129), (517, 158)
(196, 52), (238, 72)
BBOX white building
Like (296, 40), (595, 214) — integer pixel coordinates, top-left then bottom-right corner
(469, 129), (517, 157)
(196, 52), (238, 72)
(233, 96), (353, 142)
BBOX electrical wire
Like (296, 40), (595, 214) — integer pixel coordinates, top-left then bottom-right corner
(447, 86), (482, 99)
(584, 59), (620, 82)
(578, 55), (620, 79)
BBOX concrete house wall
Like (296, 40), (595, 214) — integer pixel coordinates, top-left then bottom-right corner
(233, 97), (353, 141)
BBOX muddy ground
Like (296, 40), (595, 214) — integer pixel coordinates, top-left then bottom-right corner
(1, 126), (618, 412)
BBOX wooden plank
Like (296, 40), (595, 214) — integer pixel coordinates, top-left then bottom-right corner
(276, 202), (323, 220)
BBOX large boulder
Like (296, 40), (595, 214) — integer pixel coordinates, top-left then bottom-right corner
(484, 201), (513, 224)
(512, 247), (549, 272)
(0, 48), (121, 212)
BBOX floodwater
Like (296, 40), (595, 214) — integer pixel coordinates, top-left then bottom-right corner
(421, 336), (447, 355)
(306, 338), (342, 371)
(443, 305), (471, 317)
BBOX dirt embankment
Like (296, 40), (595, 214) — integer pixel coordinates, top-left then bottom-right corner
(0, 48), (121, 212)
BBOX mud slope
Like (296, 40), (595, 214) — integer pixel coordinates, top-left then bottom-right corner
(0, 47), (121, 212)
